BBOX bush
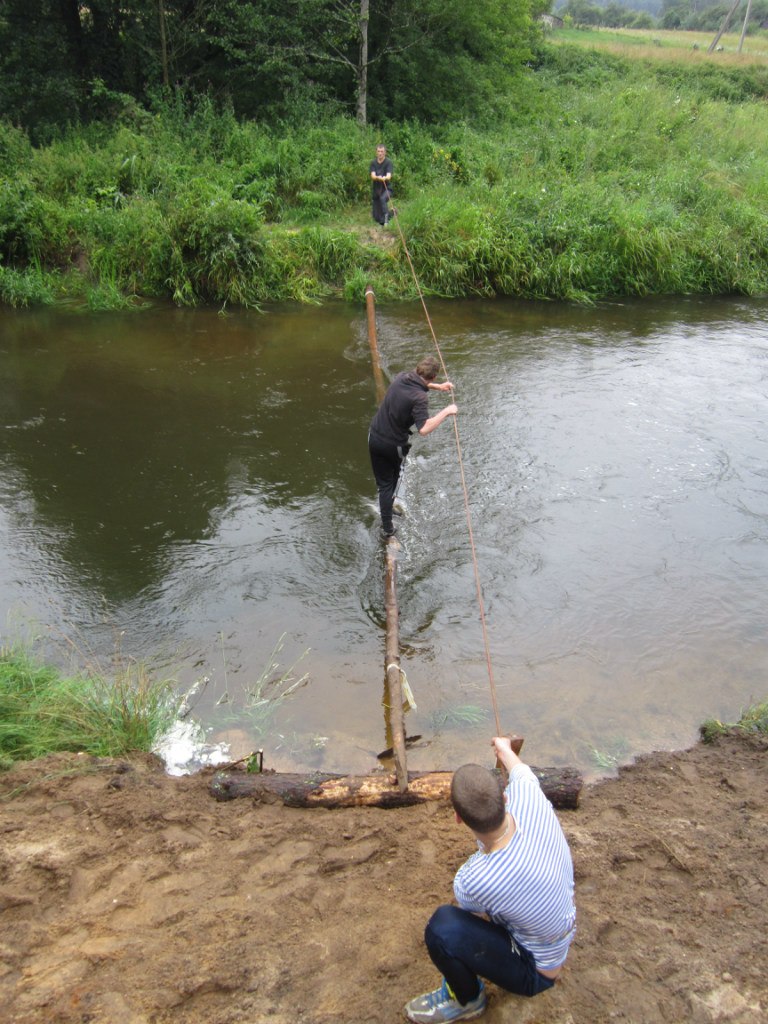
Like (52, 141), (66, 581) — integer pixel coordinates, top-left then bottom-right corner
(0, 263), (57, 307)
(0, 120), (32, 174)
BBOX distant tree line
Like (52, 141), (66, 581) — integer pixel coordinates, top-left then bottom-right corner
(557, 0), (768, 30)
(660, 0), (768, 29)
(558, 0), (656, 27)
(0, 0), (544, 139)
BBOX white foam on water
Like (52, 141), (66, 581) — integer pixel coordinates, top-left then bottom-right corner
(153, 719), (231, 777)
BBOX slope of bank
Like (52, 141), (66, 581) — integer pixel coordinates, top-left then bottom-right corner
(1, 728), (765, 1024)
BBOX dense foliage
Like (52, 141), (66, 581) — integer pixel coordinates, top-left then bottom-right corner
(2, 37), (768, 308)
(0, 0), (535, 138)
(558, 1), (657, 28)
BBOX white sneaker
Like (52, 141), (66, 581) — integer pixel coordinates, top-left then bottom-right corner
(404, 978), (486, 1023)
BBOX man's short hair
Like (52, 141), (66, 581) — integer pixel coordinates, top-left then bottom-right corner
(450, 763), (506, 833)
(415, 355), (440, 381)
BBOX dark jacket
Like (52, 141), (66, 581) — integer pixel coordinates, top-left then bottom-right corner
(369, 371), (429, 446)
(370, 157), (393, 198)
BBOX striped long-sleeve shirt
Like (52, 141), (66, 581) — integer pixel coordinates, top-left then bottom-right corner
(453, 763), (576, 970)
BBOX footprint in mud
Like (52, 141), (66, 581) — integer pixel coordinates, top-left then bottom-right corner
(242, 838), (317, 883)
(418, 838), (437, 865)
(319, 837), (381, 874)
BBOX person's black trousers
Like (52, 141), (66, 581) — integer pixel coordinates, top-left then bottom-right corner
(372, 191), (390, 225)
(368, 434), (408, 533)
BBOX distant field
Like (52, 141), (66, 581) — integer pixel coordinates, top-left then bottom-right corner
(551, 26), (768, 65)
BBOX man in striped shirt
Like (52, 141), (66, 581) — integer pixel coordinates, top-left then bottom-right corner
(404, 736), (576, 1023)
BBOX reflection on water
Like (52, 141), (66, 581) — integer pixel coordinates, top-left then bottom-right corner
(1, 297), (767, 779)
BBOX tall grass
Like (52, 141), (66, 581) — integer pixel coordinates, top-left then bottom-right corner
(553, 26), (768, 67)
(0, 647), (178, 767)
(3, 44), (768, 308)
(0, 263), (57, 307)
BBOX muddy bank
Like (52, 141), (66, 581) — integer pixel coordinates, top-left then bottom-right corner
(1, 730), (766, 1024)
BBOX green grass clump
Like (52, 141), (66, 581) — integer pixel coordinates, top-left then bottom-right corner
(0, 647), (178, 767)
(700, 701), (768, 743)
(0, 263), (57, 307)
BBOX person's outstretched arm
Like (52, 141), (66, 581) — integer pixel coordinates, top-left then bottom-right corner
(492, 736), (523, 773)
(418, 403), (457, 435)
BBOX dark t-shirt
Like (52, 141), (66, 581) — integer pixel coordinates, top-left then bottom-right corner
(370, 157), (393, 198)
(369, 371), (429, 446)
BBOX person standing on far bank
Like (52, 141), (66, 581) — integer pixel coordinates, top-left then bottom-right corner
(370, 144), (393, 226)
(368, 355), (457, 538)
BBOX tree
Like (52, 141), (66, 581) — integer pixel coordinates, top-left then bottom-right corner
(369, 0), (534, 123)
(0, 1), (83, 135)
(0, 0), (539, 131)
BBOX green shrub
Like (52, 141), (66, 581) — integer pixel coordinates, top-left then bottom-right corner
(5, 48), (768, 309)
(0, 263), (57, 307)
(0, 171), (69, 270)
(165, 186), (271, 306)
(0, 120), (33, 174)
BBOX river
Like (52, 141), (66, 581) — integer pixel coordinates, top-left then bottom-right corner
(1, 296), (766, 778)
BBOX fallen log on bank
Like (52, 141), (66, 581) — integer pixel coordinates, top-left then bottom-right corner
(209, 766), (583, 810)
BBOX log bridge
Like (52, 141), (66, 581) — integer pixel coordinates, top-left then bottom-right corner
(208, 288), (583, 811)
(210, 766), (583, 810)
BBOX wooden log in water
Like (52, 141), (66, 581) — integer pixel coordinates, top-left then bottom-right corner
(384, 538), (409, 792)
(365, 286), (386, 404)
(209, 766), (583, 810)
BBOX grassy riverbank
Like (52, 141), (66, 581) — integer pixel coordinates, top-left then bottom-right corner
(0, 648), (178, 768)
(2, 43), (768, 309)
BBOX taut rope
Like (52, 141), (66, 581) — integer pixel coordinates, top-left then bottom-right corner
(382, 184), (502, 736)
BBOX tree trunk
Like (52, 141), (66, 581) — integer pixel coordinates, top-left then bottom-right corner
(61, 0), (85, 75)
(356, 0), (369, 125)
(365, 286), (386, 404)
(158, 1), (170, 88)
(209, 766), (583, 810)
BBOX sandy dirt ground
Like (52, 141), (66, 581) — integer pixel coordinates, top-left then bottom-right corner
(1, 729), (766, 1024)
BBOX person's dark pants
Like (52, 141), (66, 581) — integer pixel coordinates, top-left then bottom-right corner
(424, 905), (556, 1005)
(372, 191), (390, 225)
(368, 434), (408, 532)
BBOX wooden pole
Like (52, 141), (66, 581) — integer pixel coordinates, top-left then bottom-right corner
(385, 539), (408, 792)
(366, 282), (409, 792)
(708, 0), (741, 51)
(365, 286), (387, 404)
(738, 0), (752, 52)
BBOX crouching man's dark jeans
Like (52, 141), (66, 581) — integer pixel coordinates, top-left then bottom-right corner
(425, 905), (556, 1006)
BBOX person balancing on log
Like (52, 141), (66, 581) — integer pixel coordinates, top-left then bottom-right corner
(368, 355), (457, 538)
(404, 735), (576, 1023)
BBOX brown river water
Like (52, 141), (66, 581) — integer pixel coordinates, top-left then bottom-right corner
(1, 296), (766, 778)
